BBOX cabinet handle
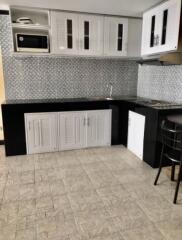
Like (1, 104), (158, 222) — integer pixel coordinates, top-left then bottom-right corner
(154, 35), (159, 46)
(38, 120), (42, 146)
(83, 117), (86, 126)
(29, 122), (31, 131)
(156, 35), (159, 46)
(87, 117), (90, 126)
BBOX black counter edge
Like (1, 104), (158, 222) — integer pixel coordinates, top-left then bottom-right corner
(0, 10), (9, 15)
(0, 140), (4, 145)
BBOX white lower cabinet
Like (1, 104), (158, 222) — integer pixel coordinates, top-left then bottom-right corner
(87, 110), (111, 147)
(25, 113), (58, 154)
(127, 111), (146, 160)
(59, 111), (86, 151)
(25, 110), (111, 154)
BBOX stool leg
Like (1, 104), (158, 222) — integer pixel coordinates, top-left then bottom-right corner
(171, 162), (175, 181)
(154, 144), (164, 186)
(173, 160), (182, 204)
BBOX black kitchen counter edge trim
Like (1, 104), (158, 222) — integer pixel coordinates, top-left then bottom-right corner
(3, 97), (182, 111)
(0, 10), (9, 15)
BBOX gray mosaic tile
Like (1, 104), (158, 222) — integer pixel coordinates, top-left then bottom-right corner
(138, 65), (182, 103)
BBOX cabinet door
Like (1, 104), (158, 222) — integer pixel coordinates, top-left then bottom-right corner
(59, 112), (86, 150)
(104, 17), (128, 56)
(127, 111), (145, 160)
(25, 113), (58, 154)
(78, 14), (104, 55)
(51, 11), (79, 54)
(86, 110), (111, 147)
(156, 0), (181, 53)
(141, 9), (161, 55)
(141, 0), (181, 56)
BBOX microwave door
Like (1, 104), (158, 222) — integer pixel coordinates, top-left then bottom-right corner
(16, 34), (49, 53)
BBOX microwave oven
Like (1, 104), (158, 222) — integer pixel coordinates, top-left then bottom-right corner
(15, 33), (49, 53)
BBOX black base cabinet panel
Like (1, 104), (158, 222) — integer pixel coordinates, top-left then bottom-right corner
(2, 101), (123, 157)
(2, 98), (182, 168)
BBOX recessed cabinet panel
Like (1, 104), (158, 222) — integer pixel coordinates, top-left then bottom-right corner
(59, 112), (86, 150)
(25, 113), (58, 154)
(104, 17), (128, 56)
(141, 0), (181, 56)
(78, 14), (104, 55)
(51, 11), (79, 54)
(86, 110), (111, 147)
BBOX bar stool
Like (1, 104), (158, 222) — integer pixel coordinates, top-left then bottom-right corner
(154, 120), (182, 204)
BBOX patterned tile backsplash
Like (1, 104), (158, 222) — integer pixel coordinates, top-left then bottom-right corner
(137, 65), (182, 103)
(0, 14), (138, 100)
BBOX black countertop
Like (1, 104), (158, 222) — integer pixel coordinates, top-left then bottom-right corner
(3, 95), (182, 110)
(2, 95), (137, 104)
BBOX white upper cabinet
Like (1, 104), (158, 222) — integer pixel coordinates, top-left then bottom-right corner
(51, 11), (79, 54)
(78, 15), (104, 55)
(104, 17), (128, 56)
(141, 0), (181, 56)
(51, 11), (103, 55)
(50, 10), (141, 57)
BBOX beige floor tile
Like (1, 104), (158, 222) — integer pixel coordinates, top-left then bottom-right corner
(88, 171), (120, 188)
(52, 194), (73, 214)
(0, 145), (182, 240)
(36, 196), (53, 210)
(3, 185), (20, 203)
(15, 227), (36, 240)
(49, 179), (65, 196)
(105, 199), (152, 231)
(76, 216), (122, 239)
(89, 232), (124, 240)
(35, 181), (51, 198)
(63, 175), (94, 193)
(35, 169), (49, 183)
(82, 162), (110, 173)
(19, 184), (35, 201)
(20, 171), (35, 185)
(156, 216), (182, 240)
(96, 185), (131, 206)
(18, 199), (36, 217)
(68, 189), (104, 212)
(122, 224), (166, 240)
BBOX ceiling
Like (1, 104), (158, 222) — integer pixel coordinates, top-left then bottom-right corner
(0, 0), (163, 17)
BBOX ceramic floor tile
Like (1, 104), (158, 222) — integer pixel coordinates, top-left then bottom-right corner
(0, 145), (182, 240)
(122, 224), (166, 240)
(68, 189), (104, 212)
(156, 216), (182, 240)
(52, 194), (73, 214)
(63, 175), (94, 193)
(96, 185), (131, 206)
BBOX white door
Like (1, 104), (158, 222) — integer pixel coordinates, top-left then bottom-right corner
(127, 111), (145, 160)
(78, 14), (104, 55)
(51, 11), (79, 54)
(25, 113), (58, 154)
(155, 0), (181, 53)
(141, 8), (161, 55)
(59, 111), (86, 150)
(104, 17), (128, 56)
(141, 0), (181, 56)
(86, 110), (111, 147)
